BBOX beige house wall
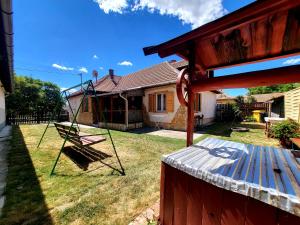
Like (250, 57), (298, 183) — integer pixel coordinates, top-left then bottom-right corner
(68, 95), (93, 125)
(143, 84), (216, 130)
(285, 87), (300, 122)
(68, 84), (217, 130)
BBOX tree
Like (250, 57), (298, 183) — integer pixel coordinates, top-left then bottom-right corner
(6, 76), (64, 114)
(247, 83), (300, 95)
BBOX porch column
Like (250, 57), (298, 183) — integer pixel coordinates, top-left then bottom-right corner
(119, 93), (128, 128)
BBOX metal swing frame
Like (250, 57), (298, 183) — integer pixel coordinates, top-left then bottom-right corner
(37, 80), (125, 176)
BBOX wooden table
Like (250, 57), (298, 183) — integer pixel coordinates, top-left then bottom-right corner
(291, 138), (300, 150)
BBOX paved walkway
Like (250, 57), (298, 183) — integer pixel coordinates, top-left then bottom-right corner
(129, 200), (159, 225)
(0, 126), (12, 217)
(147, 129), (204, 140)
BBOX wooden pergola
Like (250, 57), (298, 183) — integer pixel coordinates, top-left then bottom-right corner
(144, 0), (300, 146)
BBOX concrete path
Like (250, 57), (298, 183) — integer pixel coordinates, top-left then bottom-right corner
(0, 126), (12, 217)
(147, 129), (204, 140)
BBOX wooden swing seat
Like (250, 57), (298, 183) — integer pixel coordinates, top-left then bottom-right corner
(54, 123), (106, 146)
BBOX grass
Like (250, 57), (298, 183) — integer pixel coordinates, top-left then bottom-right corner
(1, 122), (279, 225)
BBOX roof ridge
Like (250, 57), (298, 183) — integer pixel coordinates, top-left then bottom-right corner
(165, 61), (181, 76)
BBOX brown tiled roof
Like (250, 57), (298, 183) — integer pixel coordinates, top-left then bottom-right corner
(94, 75), (122, 92)
(114, 62), (180, 91)
(217, 93), (235, 100)
(70, 60), (190, 97)
(170, 60), (188, 70)
(247, 93), (284, 103)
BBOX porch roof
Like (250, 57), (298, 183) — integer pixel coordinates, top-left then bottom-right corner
(0, 0), (13, 92)
(143, 0), (300, 73)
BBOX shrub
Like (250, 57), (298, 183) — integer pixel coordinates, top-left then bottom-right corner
(270, 119), (300, 147)
(244, 116), (256, 122)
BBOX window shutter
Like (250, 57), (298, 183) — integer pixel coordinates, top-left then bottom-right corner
(166, 91), (174, 112)
(149, 94), (153, 112)
(149, 94), (156, 112)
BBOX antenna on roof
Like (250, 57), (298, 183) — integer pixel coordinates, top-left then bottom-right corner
(93, 70), (98, 82)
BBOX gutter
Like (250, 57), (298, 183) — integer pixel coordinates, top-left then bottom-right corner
(119, 92), (128, 128)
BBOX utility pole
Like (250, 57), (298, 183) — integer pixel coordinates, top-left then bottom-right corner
(79, 73), (83, 90)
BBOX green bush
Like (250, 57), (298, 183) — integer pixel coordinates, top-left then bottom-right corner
(270, 119), (300, 147)
(244, 116), (256, 122)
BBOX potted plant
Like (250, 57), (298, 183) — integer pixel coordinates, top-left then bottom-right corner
(270, 119), (300, 148)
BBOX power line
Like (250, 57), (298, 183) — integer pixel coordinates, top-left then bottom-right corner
(15, 66), (80, 76)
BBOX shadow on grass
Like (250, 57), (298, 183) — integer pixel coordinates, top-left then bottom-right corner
(62, 146), (112, 171)
(1, 126), (53, 225)
(199, 122), (233, 137)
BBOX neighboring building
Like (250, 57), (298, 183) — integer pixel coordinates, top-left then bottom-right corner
(0, 1), (14, 130)
(285, 87), (300, 122)
(248, 93), (284, 118)
(216, 93), (236, 104)
(68, 60), (219, 131)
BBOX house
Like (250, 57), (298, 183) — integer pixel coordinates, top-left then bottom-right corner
(0, 1), (13, 130)
(248, 93), (285, 118)
(216, 92), (236, 104)
(68, 60), (219, 131)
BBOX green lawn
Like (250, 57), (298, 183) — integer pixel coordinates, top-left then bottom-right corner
(1, 122), (279, 225)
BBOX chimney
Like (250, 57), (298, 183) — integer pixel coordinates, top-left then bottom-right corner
(109, 69), (114, 80)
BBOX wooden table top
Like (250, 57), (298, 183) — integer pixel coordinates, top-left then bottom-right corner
(291, 138), (300, 147)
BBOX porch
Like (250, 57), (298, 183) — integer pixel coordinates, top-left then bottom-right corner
(93, 90), (144, 131)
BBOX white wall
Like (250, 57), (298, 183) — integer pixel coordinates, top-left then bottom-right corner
(143, 84), (180, 123)
(143, 84), (216, 124)
(67, 95), (82, 121)
(0, 83), (6, 130)
(198, 91), (217, 121)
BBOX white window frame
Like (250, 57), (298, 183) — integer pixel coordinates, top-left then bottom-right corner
(156, 93), (166, 112)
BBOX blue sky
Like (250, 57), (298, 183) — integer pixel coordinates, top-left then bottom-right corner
(14, 0), (300, 96)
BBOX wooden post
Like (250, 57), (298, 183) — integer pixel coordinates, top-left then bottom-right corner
(187, 89), (195, 146)
(186, 42), (197, 146)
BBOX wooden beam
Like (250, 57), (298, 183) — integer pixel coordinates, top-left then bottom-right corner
(187, 89), (195, 147)
(191, 65), (300, 92)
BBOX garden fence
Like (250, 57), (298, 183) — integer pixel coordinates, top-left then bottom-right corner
(7, 112), (69, 125)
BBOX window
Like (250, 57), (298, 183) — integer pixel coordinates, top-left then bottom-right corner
(194, 93), (201, 112)
(156, 93), (166, 112)
(82, 96), (89, 112)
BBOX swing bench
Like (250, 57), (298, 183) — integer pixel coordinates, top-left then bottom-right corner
(54, 123), (106, 146)
(38, 80), (125, 176)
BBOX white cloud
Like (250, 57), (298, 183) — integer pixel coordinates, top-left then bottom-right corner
(283, 57), (300, 65)
(61, 87), (77, 93)
(78, 67), (88, 73)
(93, 0), (227, 29)
(133, 0), (227, 29)
(93, 0), (128, 14)
(93, 54), (98, 59)
(118, 60), (133, 66)
(52, 63), (74, 71)
(99, 66), (104, 70)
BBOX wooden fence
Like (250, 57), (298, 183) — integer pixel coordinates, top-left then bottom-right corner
(7, 112), (69, 125)
(216, 103), (269, 121)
